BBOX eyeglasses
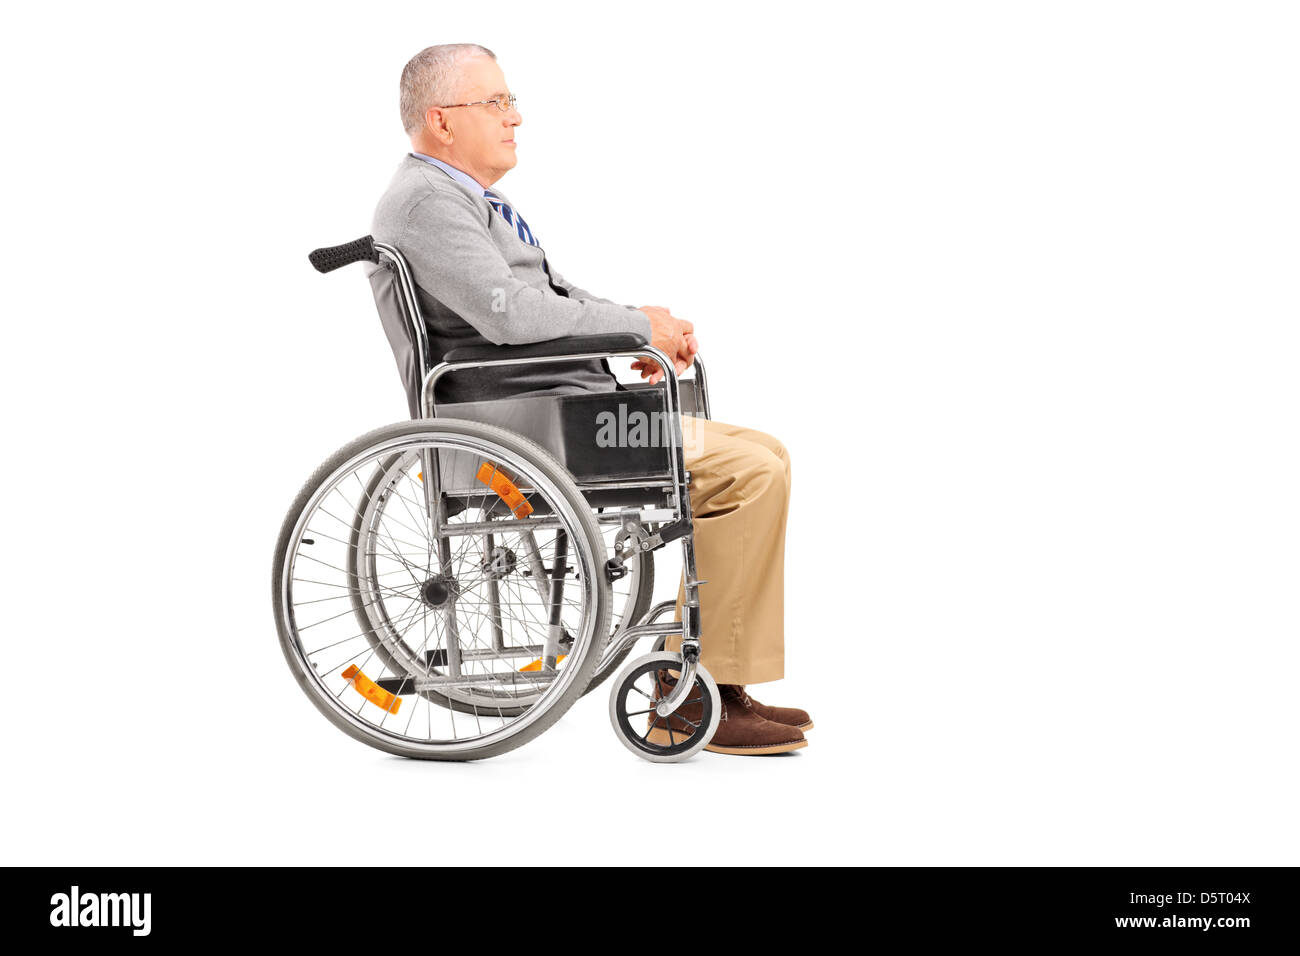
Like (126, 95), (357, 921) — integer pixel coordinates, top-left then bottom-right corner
(438, 93), (518, 113)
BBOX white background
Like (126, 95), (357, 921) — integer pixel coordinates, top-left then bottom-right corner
(2, 1), (1296, 865)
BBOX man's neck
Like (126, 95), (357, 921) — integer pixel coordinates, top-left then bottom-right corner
(409, 150), (497, 191)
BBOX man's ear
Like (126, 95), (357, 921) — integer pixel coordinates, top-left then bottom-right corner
(425, 106), (453, 144)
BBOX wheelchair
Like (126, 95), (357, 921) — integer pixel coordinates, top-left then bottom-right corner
(271, 236), (720, 762)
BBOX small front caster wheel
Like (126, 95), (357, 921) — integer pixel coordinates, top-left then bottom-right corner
(608, 651), (721, 763)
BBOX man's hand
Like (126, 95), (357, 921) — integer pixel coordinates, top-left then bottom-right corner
(634, 306), (698, 385)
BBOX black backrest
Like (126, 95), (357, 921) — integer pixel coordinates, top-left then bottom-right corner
(366, 260), (427, 419)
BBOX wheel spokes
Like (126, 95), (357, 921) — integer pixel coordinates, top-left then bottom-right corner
(281, 435), (603, 751)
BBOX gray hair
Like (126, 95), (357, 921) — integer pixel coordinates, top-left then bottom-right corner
(399, 43), (496, 136)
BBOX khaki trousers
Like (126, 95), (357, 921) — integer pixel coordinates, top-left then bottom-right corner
(664, 415), (791, 685)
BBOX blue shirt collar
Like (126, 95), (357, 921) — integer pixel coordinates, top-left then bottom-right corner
(410, 152), (490, 197)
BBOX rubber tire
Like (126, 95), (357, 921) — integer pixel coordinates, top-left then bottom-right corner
(609, 651), (721, 763)
(272, 418), (611, 761)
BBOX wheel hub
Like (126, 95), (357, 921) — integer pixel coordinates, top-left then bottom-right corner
(481, 546), (517, 580)
(419, 574), (458, 607)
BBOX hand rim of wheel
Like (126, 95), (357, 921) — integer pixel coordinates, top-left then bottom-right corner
(278, 428), (604, 756)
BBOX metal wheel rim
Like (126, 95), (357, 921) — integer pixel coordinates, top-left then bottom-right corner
(278, 431), (602, 755)
(609, 652), (721, 763)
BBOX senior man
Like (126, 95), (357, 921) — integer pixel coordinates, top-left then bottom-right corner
(370, 43), (811, 755)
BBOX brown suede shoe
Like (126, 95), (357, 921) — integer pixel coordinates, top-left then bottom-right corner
(645, 674), (806, 755)
(727, 685), (814, 731)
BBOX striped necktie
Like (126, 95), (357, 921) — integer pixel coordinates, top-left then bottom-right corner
(483, 189), (541, 247)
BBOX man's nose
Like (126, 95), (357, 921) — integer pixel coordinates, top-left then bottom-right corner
(506, 106), (522, 127)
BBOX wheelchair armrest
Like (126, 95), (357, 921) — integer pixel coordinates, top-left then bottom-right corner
(443, 333), (649, 364)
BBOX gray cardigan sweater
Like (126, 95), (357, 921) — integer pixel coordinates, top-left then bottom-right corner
(368, 154), (652, 404)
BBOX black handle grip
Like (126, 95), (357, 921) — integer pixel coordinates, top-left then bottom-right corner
(308, 236), (380, 273)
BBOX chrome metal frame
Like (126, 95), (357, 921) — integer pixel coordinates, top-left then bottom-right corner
(370, 241), (714, 710)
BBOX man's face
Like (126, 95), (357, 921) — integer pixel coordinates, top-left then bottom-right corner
(439, 57), (521, 186)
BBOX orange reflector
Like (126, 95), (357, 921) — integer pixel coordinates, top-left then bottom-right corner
(519, 654), (567, 673)
(476, 462), (534, 518)
(417, 471), (423, 482)
(341, 665), (402, 714)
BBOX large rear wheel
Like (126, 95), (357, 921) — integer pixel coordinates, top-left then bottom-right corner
(272, 419), (610, 760)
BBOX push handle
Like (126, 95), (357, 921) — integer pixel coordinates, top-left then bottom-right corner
(308, 235), (380, 273)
